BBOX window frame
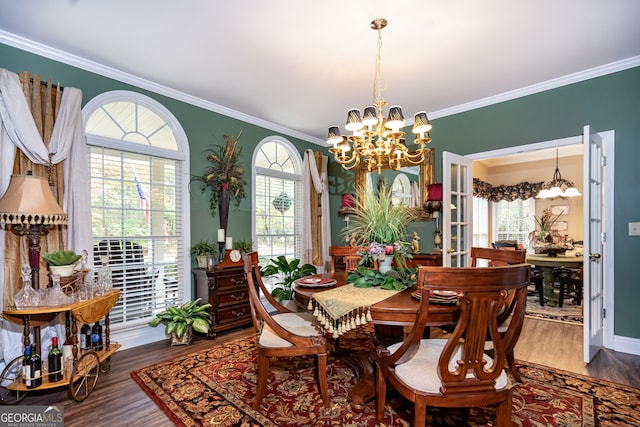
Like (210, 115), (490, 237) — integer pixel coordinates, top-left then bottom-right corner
(251, 136), (303, 269)
(82, 91), (190, 348)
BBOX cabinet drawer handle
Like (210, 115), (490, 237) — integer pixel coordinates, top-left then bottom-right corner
(230, 294), (245, 301)
(231, 278), (246, 285)
(232, 310), (246, 317)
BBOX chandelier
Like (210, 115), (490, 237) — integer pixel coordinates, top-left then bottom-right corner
(536, 149), (581, 199)
(327, 18), (432, 172)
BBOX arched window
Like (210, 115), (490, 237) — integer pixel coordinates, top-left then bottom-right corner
(252, 137), (302, 267)
(83, 91), (189, 330)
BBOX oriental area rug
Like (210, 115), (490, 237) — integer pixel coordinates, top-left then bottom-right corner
(525, 294), (583, 324)
(131, 332), (638, 426)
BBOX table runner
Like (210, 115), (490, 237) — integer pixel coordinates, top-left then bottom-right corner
(308, 284), (400, 337)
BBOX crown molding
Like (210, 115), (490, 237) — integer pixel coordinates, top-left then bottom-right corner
(3, 30), (638, 144)
(0, 30), (326, 146)
(427, 56), (640, 120)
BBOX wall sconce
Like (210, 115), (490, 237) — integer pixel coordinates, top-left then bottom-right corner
(0, 172), (68, 290)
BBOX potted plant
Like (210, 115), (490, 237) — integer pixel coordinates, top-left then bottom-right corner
(149, 298), (212, 345)
(233, 239), (253, 255)
(191, 131), (247, 230)
(190, 240), (217, 269)
(347, 184), (418, 272)
(42, 250), (82, 277)
(261, 256), (316, 304)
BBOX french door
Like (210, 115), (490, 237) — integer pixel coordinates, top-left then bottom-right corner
(442, 152), (473, 267)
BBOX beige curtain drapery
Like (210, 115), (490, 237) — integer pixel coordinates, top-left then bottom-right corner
(3, 73), (66, 305)
(1, 67), (93, 365)
(301, 150), (331, 272)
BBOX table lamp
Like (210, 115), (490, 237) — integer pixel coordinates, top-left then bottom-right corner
(0, 171), (68, 290)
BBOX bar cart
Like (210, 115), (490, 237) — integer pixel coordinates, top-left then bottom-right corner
(0, 289), (121, 404)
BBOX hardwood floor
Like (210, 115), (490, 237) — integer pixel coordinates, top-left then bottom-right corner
(14, 318), (640, 427)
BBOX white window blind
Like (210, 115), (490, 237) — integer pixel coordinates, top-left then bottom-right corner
(492, 198), (535, 247)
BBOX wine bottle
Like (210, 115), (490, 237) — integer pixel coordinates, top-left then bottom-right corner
(28, 344), (42, 388)
(81, 324), (91, 350)
(48, 337), (63, 382)
(23, 346), (31, 388)
(91, 321), (103, 351)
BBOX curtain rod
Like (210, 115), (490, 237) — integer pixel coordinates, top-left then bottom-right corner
(29, 77), (64, 91)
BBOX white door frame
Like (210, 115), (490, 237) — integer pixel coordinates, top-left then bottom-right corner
(466, 132), (615, 351)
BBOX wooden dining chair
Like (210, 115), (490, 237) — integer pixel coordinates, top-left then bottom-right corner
(329, 245), (363, 272)
(244, 251), (330, 409)
(469, 247), (527, 381)
(374, 264), (530, 427)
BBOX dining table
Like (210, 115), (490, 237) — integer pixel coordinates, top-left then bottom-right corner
(526, 252), (584, 306)
(293, 271), (459, 413)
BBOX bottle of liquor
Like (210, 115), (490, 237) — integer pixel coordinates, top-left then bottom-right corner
(28, 344), (42, 388)
(48, 337), (63, 382)
(91, 321), (103, 351)
(81, 324), (91, 350)
(23, 346), (31, 388)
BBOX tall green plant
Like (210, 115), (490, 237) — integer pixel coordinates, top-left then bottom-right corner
(191, 132), (247, 218)
(347, 184), (418, 245)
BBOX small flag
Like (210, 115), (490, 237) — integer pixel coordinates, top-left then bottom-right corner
(132, 166), (150, 223)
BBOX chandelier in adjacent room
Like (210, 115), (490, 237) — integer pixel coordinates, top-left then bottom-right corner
(536, 149), (581, 199)
(327, 18), (432, 172)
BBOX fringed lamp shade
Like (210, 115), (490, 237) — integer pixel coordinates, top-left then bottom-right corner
(0, 173), (68, 226)
(0, 172), (68, 290)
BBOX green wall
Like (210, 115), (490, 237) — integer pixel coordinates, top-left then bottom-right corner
(2, 42), (639, 341)
(424, 67), (640, 339)
(0, 42), (315, 252)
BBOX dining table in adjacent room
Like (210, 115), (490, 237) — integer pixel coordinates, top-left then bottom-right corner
(526, 252), (584, 306)
(293, 271), (459, 413)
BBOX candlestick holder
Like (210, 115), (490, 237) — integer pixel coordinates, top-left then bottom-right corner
(218, 242), (225, 262)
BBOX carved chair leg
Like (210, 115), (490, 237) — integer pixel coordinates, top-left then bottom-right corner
(374, 364), (387, 421)
(316, 353), (330, 408)
(495, 391), (513, 427)
(506, 350), (523, 383)
(414, 397), (427, 427)
(253, 354), (269, 410)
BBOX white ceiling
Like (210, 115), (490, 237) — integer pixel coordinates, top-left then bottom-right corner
(1, 0), (639, 148)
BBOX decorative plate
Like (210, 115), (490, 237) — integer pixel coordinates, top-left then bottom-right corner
(294, 277), (337, 288)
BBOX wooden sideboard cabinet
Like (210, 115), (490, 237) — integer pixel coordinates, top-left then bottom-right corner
(404, 252), (443, 268)
(193, 267), (251, 339)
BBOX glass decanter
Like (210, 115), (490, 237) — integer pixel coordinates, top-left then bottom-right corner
(49, 274), (73, 305)
(96, 255), (112, 295)
(14, 264), (39, 308)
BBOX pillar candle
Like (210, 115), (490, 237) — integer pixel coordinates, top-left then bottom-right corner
(433, 211), (439, 219)
(217, 229), (225, 242)
(226, 237), (233, 250)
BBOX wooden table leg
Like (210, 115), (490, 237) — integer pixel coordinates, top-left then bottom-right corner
(541, 266), (558, 306)
(345, 324), (404, 413)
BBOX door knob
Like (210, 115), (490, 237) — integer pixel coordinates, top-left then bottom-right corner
(447, 248), (455, 254)
(589, 253), (601, 260)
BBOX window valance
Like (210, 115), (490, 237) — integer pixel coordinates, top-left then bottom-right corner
(473, 178), (544, 202)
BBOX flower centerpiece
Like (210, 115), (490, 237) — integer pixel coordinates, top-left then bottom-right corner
(531, 207), (566, 256)
(345, 184), (418, 289)
(191, 131), (247, 230)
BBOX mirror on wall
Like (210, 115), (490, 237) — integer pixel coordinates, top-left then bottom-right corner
(354, 148), (435, 221)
